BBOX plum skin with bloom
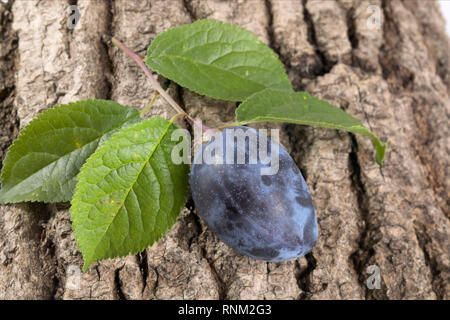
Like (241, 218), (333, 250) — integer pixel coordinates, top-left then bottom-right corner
(190, 126), (318, 261)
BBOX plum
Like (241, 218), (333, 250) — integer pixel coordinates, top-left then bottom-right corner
(190, 126), (318, 261)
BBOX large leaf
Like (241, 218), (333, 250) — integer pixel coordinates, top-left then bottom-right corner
(0, 100), (140, 203)
(145, 19), (292, 101)
(70, 117), (189, 271)
(236, 89), (387, 166)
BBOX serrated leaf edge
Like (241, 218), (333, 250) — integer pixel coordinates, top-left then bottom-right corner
(0, 100), (140, 204)
(145, 19), (293, 102)
(71, 117), (179, 271)
(236, 90), (387, 167)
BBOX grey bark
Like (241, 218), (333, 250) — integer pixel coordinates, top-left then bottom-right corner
(0, 0), (449, 300)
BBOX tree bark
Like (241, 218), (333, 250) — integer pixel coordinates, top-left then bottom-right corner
(0, 0), (448, 300)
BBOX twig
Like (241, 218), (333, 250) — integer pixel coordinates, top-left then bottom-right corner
(111, 37), (212, 133)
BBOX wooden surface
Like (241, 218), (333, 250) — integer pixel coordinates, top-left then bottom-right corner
(0, 0), (448, 299)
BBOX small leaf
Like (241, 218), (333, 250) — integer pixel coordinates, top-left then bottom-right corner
(0, 100), (141, 204)
(70, 117), (189, 271)
(236, 89), (387, 166)
(145, 19), (292, 101)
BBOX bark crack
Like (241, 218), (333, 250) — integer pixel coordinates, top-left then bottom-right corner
(100, 0), (114, 100)
(345, 6), (359, 69)
(185, 198), (204, 250)
(137, 251), (148, 294)
(43, 204), (64, 300)
(414, 225), (444, 299)
(264, 0), (277, 57)
(301, 0), (333, 76)
(114, 266), (127, 300)
(152, 266), (159, 298)
(296, 253), (317, 300)
(40, 222), (59, 300)
(201, 247), (227, 300)
(182, 0), (197, 21)
(348, 136), (387, 299)
(0, 0), (19, 163)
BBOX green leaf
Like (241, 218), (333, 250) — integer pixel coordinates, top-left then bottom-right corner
(70, 117), (189, 271)
(145, 19), (292, 101)
(0, 100), (141, 204)
(236, 89), (387, 166)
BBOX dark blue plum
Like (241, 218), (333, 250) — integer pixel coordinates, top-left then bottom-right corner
(190, 126), (318, 261)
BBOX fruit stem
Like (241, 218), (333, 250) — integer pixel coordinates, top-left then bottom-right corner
(111, 37), (212, 133)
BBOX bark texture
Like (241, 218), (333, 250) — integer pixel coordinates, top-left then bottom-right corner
(0, 0), (449, 300)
